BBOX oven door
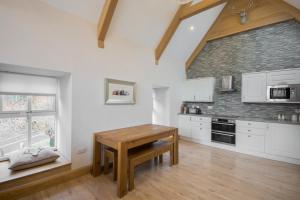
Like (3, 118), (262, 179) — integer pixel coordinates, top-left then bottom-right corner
(267, 85), (291, 102)
(211, 131), (235, 145)
(211, 122), (235, 133)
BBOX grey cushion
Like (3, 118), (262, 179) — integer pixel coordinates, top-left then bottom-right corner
(9, 148), (59, 171)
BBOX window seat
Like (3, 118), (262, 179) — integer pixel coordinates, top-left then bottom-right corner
(0, 152), (71, 193)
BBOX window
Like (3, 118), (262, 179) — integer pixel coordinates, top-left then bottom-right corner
(0, 94), (56, 157)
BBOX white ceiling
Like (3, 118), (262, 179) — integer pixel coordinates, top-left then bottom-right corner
(40, 0), (300, 63)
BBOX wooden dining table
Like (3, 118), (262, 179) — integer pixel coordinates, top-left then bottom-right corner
(91, 124), (179, 198)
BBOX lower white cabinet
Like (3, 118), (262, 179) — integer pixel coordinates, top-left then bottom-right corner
(191, 122), (211, 142)
(237, 133), (265, 153)
(236, 120), (267, 153)
(178, 115), (211, 142)
(266, 123), (300, 160)
(178, 115), (192, 138)
(179, 116), (300, 164)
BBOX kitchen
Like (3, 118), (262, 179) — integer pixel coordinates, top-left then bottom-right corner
(178, 19), (300, 164)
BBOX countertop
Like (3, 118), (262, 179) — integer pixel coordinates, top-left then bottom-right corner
(178, 113), (300, 126)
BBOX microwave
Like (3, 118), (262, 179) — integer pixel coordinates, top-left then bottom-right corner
(267, 84), (300, 103)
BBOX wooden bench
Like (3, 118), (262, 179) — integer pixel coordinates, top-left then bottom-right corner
(128, 140), (173, 191)
(103, 140), (173, 190)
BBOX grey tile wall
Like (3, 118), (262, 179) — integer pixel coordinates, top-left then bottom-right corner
(186, 20), (300, 120)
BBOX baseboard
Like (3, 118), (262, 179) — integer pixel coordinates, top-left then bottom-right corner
(0, 165), (91, 200)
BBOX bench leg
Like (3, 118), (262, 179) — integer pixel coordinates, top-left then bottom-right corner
(129, 162), (135, 191)
(154, 156), (158, 165)
(159, 154), (163, 164)
(169, 146), (174, 167)
(113, 152), (118, 181)
(104, 151), (110, 174)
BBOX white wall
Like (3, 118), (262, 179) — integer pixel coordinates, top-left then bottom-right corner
(0, 0), (185, 168)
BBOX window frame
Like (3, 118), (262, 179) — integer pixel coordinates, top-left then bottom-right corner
(0, 92), (58, 159)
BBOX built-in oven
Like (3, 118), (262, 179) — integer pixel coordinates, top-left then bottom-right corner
(267, 84), (300, 103)
(211, 117), (236, 145)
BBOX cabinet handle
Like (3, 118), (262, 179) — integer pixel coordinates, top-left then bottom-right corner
(248, 130), (251, 132)
(248, 135), (251, 138)
(248, 123), (251, 125)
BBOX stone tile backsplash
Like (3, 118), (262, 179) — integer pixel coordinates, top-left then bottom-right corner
(186, 20), (300, 120)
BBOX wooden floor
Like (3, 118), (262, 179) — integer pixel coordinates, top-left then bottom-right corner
(19, 140), (300, 200)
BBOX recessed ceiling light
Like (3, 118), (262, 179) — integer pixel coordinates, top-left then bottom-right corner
(190, 26), (195, 31)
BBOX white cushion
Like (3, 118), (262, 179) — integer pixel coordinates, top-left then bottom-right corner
(9, 148), (59, 171)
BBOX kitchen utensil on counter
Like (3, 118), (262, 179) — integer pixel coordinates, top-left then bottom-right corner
(291, 114), (298, 122)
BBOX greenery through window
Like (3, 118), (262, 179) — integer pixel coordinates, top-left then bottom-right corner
(0, 94), (56, 157)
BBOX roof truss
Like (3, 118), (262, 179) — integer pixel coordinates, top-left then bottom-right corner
(97, 0), (118, 48)
(155, 0), (226, 64)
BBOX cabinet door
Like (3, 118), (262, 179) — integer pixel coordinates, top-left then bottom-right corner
(242, 73), (267, 102)
(181, 80), (196, 102)
(178, 115), (192, 138)
(191, 126), (210, 142)
(237, 133), (265, 153)
(195, 78), (215, 102)
(267, 69), (300, 85)
(182, 78), (215, 102)
(266, 124), (300, 159)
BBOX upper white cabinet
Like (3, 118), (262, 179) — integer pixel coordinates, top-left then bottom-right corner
(242, 72), (267, 102)
(267, 68), (300, 85)
(182, 77), (215, 102)
(266, 123), (300, 160)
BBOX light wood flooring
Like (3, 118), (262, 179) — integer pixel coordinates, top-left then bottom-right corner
(19, 140), (300, 200)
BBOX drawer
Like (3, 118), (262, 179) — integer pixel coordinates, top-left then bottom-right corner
(190, 121), (211, 129)
(190, 116), (211, 123)
(237, 120), (268, 129)
(237, 126), (266, 136)
(237, 133), (265, 153)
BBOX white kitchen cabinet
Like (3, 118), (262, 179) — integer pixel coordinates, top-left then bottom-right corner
(178, 115), (192, 138)
(237, 133), (265, 153)
(267, 68), (300, 85)
(178, 115), (211, 142)
(242, 72), (267, 102)
(236, 120), (267, 153)
(266, 123), (300, 160)
(191, 125), (210, 142)
(182, 77), (215, 102)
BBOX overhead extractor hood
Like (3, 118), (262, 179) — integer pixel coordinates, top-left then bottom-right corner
(220, 75), (235, 92)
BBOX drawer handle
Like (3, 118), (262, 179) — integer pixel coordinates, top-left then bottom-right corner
(248, 130), (251, 132)
(248, 135), (251, 137)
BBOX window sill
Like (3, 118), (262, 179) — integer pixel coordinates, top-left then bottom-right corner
(0, 151), (71, 191)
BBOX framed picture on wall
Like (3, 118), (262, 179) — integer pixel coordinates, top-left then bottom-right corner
(105, 78), (136, 105)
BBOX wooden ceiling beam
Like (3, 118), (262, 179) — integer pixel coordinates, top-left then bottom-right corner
(97, 0), (118, 48)
(266, 0), (300, 21)
(155, 0), (227, 64)
(180, 0), (227, 20)
(155, 3), (191, 65)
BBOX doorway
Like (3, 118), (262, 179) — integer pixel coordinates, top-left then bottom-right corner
(152, 87), (170, 126)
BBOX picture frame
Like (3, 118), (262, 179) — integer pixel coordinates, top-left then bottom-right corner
(105, 78), (136, 105)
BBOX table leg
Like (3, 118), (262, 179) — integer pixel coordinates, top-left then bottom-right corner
(92, 135), (102, 177)
(173, 129), (179, 165)
(117, 142), (128, 198)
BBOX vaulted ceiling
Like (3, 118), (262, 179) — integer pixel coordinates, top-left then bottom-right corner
(41, 0), (300, 64)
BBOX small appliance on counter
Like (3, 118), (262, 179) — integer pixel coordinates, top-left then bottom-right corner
(188, 105), (202, 115)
